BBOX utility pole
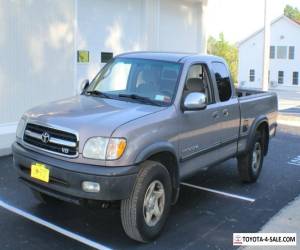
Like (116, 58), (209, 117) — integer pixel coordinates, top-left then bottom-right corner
(262, 0), (270, 91)
(199, 0), (208, 54)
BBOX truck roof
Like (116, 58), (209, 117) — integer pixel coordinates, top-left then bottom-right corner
(117, 51), (223, 63)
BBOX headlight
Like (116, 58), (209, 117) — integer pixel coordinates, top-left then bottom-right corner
(16, 117), (27, 139)
(83, 137), (127, 160)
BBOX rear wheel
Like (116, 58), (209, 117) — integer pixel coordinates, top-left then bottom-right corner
(237, 131), (264, 183)
(120, 160), (172, 243)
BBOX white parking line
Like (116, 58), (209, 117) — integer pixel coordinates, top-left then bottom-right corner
(288, 155), (300, 166)
(0, 199), (112, 250)
(181, 182), (256, 203)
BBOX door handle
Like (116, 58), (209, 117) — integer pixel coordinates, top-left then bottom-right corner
(212, 111), (219, 119)
(223, 109), (229, 117)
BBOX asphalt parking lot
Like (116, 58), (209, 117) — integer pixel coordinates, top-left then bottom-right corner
(0, 124), (300, 250)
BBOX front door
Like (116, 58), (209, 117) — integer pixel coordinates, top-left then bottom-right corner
(178, 64), (224, 178)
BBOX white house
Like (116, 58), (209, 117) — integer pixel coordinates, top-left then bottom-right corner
(238, 15), (300, 90)
(0, 0), (209, 156)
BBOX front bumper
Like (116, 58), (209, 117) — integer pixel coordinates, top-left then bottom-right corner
(12, 142), (138, 203)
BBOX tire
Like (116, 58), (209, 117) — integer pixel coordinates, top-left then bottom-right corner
(31, 189), (63, 205)
(121, 160), (172, 243)
(237, 131), (264, 183)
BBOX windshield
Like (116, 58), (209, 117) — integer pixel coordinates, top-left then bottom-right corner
(87, 58), (182, 106)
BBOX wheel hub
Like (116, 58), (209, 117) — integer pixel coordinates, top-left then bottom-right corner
(252, 142), (262, 172)
(143, 180), (165, 227)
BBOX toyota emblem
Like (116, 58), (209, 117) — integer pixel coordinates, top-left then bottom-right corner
(41, 132), (50, 144)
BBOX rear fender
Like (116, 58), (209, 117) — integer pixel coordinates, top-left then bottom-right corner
(244, 115), (269, 155)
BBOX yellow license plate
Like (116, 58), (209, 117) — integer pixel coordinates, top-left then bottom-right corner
(31, 163), (50, 183)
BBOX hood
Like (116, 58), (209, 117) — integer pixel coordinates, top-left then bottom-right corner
(25, 95), (165, 150)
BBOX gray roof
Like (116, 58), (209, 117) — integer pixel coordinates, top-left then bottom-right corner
(117, 51), (222, 63)
(238, 15), (300, 47)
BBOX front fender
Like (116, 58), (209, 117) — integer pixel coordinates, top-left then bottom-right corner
(134, 141), (180, 204)
(135, 141), (177, 164)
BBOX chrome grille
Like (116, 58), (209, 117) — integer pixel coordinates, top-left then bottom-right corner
(23, 123), (78, 157)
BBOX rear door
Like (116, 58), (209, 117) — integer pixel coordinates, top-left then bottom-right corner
(211, 62), (240, 157)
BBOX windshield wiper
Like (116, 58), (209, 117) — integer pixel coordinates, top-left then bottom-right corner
(86, 90), (113, 99)
(118, 94), (162, 106)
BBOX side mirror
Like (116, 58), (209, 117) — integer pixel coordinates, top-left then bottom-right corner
(81, 79), (90, 94)
(183, 92), (207, 111)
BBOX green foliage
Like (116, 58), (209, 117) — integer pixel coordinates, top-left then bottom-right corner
(284, 5), (300, 22)
(207, 33), (238, 84)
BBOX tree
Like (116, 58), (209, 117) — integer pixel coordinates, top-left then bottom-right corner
(284, 5), (300, 22)
(207, 33), (238, 84)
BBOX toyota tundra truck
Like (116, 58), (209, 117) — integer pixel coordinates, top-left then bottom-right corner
(12, 52), (278, 242)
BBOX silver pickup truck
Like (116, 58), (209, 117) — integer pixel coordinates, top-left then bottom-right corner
(12, 52), (277, 242)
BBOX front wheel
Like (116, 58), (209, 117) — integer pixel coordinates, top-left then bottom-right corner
(120, 161), (172, 243)
(237, 131), (264, 183)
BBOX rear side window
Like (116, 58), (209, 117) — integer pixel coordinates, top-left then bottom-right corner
(212, 62), (232, 102)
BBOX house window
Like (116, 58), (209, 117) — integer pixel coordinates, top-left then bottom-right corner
(77, 50), (89, 63)
(270, 46), (275, 59)
(289, 46), (295, 59)
(278, 71), (284, 84)
(293, 72), (299, 85)
(101, 52), (113, 63)
(249, 69), (255, 82)
(277, 46), (287, 59)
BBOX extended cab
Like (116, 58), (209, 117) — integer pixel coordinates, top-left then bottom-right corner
(12, 52), (278, 242)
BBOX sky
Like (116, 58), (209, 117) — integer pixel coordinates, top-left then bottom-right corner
(207, 0), (300, 43)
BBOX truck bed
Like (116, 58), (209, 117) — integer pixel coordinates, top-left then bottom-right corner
(236, 88), (269, 97)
